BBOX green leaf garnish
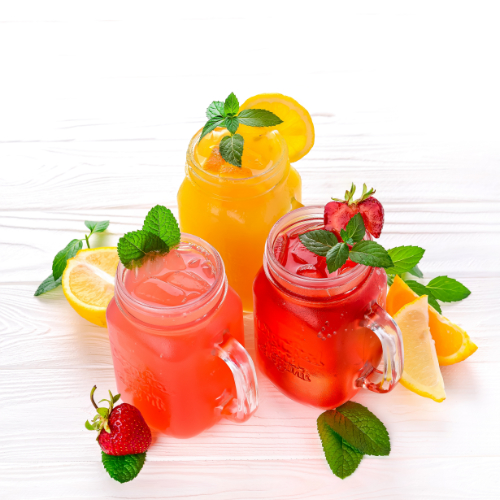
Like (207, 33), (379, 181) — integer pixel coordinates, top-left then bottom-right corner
(142, 205), (180, 248)
(199, 115), (225, 142)
(35, 220), (111, 296)
(199, 93), (282, 167)
(317, 401), (390, 479)
(404, 280), (442, 313)
(385, 246), (425, 275)
(326, 243), (349, 273)
(298, 230), (338, 256)
(321, 401), (390, 456)
(349, 240), (393, 268)
(425, 276), (471, 302)
(34, 273), (62, 296)
(101, 452), (146, 484)
(117, 230), (169, 269)
(317, 414), (363, 479)
(219, 134), (244, 168)
(224, 92), (239, 116)
(52, 239), (83, 280)
(224, 116), (240, 135)
(340, 213), (365, 245)
(407, 264), (423, 278)
(238, 108), (284, 127)
(206, 101), (225, 119)
(84, 220), (110, 234)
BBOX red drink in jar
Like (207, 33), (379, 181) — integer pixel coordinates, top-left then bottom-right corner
(107, 235), (258, 438)
(253, 206), (403, 409)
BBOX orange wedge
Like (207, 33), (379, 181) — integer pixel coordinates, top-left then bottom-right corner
(62, 247), (119, 327)
(394, 296), (446, 402)
(239, 93), (315, 163)
(387, 275), (477, 366)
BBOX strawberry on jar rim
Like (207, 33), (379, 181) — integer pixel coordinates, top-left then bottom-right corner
(324, 183), (384, 238)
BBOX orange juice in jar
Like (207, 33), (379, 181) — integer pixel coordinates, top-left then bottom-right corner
(177, 94), (314, 311)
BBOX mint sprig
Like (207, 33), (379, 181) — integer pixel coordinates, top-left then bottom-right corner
(117, 205), (181, 269)
(199, 92), (283, 167)
(299, 214), (393, 273)
(102, 451), (146, 483)
(34, 219), (110, 296)
(318, 401), (390, 479)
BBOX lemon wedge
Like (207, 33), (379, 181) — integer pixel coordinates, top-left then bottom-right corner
(394, 295), (446, 402)
(62, 247), (119, 327)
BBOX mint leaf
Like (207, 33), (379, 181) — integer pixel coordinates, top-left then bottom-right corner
(219, 133), (244, 167)
(199, 116), (224, 142)
(206, 101), (225, 119)
(117, 230), (169, 269)
(322, 401), (390, 456)
(224, 92), (239, 116)
(426, 276), (471, 302)
(52, 239), (83, 280)
(299, 230), (338, 256)
(326, 243), (349, 273)
(318, 413), (363, 479)
(385, 246), (425, 275)
(224, 116), (240, 135)
(85, 220), (109, 234)
(102, 452), (146, 484)
(340, 213), (365, 245)
(142, 205), (180, 248)
(238, 108), (283, 127)
(404, 280), (442, 313)
(349, 241), (393, 269)
(34, 273), (62, 296)
(407, 264), (423, 278)
(387, 274), (394, 286)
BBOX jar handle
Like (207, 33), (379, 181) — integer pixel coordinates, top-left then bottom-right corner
(215, 334), (259, 422)
(356, 302), (404, 393)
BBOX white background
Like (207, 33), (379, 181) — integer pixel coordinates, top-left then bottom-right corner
(1, 1), (499, 498)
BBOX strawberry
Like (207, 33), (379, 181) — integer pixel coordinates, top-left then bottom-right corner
(324, 183), (384, 238)
(85, 386), (152, 456)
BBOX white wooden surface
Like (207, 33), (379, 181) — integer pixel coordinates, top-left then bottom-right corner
(1, 1), (500, 499)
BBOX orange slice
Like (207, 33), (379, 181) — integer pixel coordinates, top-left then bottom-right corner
(387, 275), (477, 365)
(62, 247), (119, 327)
(394, 296), (446, 402)
(239, 93), (315, 163)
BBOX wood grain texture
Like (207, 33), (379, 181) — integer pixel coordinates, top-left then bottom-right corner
(1, 1), (499, 498)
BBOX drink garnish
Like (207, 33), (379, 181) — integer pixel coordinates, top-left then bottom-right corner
(317, 401), (390, 479)
(34, 219), (109, 296)
(199, 92), (283, 168)
(298, 183), (471, 312)
(299, 213), (393, 273)
(117, 205), (180, 269)
(85, 386), (152, 483)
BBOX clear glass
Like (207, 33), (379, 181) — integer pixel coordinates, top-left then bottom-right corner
(253, 206), (403, 409)
(177, 129), (302, 312)
(106, 234), (258, 438)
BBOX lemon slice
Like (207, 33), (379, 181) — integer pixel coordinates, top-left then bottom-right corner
(239, 93), (315, 163)
(62, 247), (119, 327)
(394, 295), (446, 402)
(387, 275), (477, 365)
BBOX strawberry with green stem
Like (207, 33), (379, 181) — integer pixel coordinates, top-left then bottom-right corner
(85, 386), (152, 483)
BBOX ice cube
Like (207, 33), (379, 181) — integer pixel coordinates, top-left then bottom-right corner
(188, 258), (201, 268)
(166, 271), (211, 294)
(163, 250), (186, 271)
(296, 264), (328, 279)
(201, 261), (215, 279)
(134, 278), (187, 306)
(273, 234), (289, 264)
